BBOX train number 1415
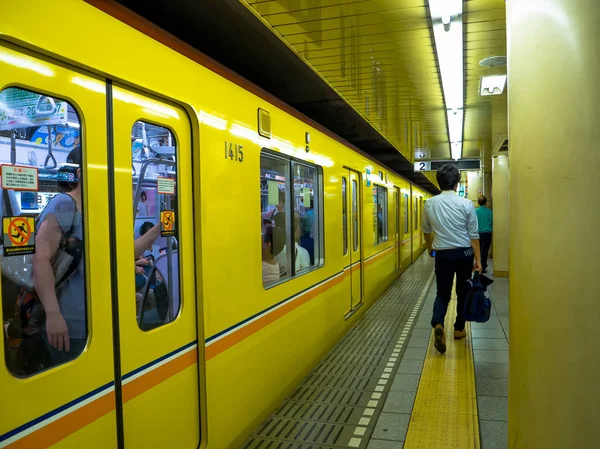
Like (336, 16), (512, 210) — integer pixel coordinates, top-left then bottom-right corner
(225, 141), (244, 163)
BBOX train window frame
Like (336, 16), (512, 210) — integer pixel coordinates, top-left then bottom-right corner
(414, 197), (419, 231)
(352, 179), (358, 252)
(0, 85), (89, 378)
(403, 193), (409, 234)
(259, 148), (324, 290)
(375, 184), (388, 244)
(342, 177), (348, 256)
(131, 119), (183, 331)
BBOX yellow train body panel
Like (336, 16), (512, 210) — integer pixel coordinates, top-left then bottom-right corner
(0, 1), (431, 448)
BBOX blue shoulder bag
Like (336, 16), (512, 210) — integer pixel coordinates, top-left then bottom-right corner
(463, 271), (493, 323)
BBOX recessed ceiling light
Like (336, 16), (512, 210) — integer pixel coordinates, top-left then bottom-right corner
(479, 56), (507, 68)
(480, 75), (507, 96)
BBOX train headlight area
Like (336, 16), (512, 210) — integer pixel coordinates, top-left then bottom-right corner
(0, 0), (596, 448)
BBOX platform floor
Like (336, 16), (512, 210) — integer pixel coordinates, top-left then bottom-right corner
(242, 255), (509, 449)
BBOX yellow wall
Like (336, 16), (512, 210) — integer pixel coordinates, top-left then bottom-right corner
(491, 155), (509, 275)
(507, 0), (600, 447)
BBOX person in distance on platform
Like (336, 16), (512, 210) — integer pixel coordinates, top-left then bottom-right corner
(422, 164), (482, 354)
(475, 195), (493, 273)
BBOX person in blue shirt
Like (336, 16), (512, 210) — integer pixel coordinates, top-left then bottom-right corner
(475, 195), (493, 273)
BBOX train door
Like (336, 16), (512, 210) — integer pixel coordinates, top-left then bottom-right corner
(0, 45), (118, 447)
(393, 187), (400, 271)
(111, 86), (200, 448)
(347, 169), (362, 311)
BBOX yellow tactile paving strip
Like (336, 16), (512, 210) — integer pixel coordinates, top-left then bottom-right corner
(404, 294), (480, 449)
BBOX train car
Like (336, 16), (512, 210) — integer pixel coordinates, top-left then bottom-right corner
(0, 2), (431, 448)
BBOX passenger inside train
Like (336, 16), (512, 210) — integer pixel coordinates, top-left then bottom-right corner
(131, 121), (180, 331)
(0, 88), (184, 376)
(0, 87), (86, 376)
(260, 153), (320, 286)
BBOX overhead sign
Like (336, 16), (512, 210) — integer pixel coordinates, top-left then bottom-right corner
(414, 161), (431, 172)
(1, 165), (38, 191)
(3, 216), (35, 256)
(0, 89), (68, 131)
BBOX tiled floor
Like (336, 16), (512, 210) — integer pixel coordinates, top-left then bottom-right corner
(367, 259), (509, 449)
(366, 277), (437, 449)
(473, 260), (509, 449)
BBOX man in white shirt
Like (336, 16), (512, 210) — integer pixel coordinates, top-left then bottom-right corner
(422, 164), (482, 354)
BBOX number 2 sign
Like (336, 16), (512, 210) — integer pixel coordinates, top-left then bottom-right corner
(414, 161), (431, 171)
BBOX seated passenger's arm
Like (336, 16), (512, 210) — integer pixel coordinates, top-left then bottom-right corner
(33, 215), (70, 351)
(134, 223), (160, 259)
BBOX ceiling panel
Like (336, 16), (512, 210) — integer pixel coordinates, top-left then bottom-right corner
(463, 0), (508, 159)
(245, 0), (449, 160)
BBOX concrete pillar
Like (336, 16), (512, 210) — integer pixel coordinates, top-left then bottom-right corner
(466, 171), (482, 207)
(507, 0), (600, 447)
(480, 145), (493, 204)
(491, 155), (508, 276)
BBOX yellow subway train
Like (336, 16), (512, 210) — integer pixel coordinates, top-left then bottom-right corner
(0, 1), (431, 448)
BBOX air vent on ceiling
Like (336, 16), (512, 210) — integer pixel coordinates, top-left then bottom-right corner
(492, 134), (509, 156)
(480, 56), (507, 68)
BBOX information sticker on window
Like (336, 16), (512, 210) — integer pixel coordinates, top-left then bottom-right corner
(157, 176), (175, 195)
(1, 165), (38, 191)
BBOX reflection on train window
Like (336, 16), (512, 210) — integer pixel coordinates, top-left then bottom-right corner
(342, 177), (347, 256)
(260, 150), (322, 287)
(0, 87), (86, 377)
(403, 194), (409, 234)
(375, 185), (388, 244)
(132, 121), (180, 330)
(352, 180), (358, 252)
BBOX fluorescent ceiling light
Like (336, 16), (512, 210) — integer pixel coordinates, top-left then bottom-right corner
(480, 75), (507, 96)
(448, 108), (463, 144)
(428, 0), (464, 161)
(429, 0), (463, 110)
(451, 142), (462, 161)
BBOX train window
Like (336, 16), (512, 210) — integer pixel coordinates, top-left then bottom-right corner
(293, 162), (320, 270)
(414, 198), (418, 230)
(132, 121), (180, 330)
(375, 185), (388, 244)
(352, 180), (358, 252)
(342, 177), (347, 256)
(260, 150), (322, 287)
(0, 87), (87, 377)
(403, 194), (409, 234)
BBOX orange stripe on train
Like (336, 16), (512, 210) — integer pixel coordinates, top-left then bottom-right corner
(206, 273), (346, 361)
(6, 392), (116, 449)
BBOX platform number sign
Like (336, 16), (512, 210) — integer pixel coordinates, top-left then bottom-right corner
(414, 161), (431, 172)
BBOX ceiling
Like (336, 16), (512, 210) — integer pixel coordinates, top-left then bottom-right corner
(463, 0), (508, 158)
(244, 0), (448, 162)
(109, 0), (507, 193)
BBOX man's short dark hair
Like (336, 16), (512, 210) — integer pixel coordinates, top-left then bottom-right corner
(140, 221), (154, 236)
(478, 195), (487, 206)
(436, 164), (461, 191)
